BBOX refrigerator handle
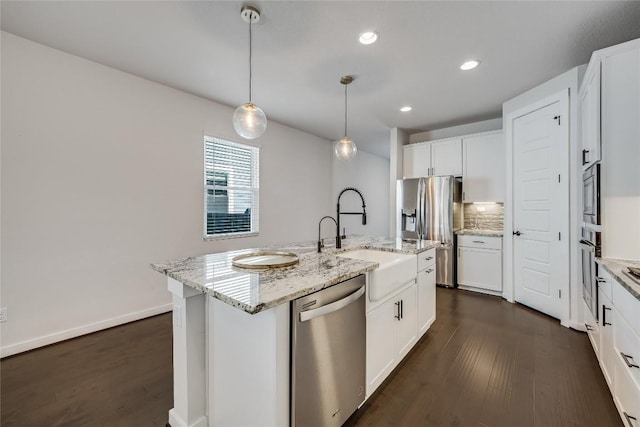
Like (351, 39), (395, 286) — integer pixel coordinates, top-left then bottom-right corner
(415, 179), (422, 239)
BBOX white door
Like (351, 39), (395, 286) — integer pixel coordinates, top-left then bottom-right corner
(513, 99), (568, 320)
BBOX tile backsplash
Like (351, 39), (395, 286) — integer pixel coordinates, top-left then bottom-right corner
(463, 203), (504, 230)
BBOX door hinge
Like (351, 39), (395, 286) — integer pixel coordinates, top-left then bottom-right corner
(559, 290), (562, 299)
(554, 115), (561, 125)
(558, 232), (561, 240)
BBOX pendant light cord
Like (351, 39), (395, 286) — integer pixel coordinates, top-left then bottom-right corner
(344, 83), (348, 138)
(249, 19), (253, 103)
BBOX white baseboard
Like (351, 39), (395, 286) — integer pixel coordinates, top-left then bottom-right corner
(1, 303), (173, 358)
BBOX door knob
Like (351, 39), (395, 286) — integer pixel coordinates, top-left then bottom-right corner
(513, 231), (521, 236)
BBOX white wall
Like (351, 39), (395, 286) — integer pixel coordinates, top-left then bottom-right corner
(409, 118), (502, 143)
(389, 128), (408, 237)
(502, 65), (586, 329)
(331, 150), (390, 238)
(0, 32), (334, 357)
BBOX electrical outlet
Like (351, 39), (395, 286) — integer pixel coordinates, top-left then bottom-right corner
(0, 307), (7, 323)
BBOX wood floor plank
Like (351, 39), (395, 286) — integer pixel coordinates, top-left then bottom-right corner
(1, 288), (621, 426)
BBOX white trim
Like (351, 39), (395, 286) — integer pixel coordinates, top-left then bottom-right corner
(504, 88), (571, 325)
(1, 303), (172, 358)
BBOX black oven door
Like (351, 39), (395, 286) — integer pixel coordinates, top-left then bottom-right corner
(583, 164), (600, 225)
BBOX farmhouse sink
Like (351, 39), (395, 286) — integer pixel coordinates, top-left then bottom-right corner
(338, 249), (417, 302)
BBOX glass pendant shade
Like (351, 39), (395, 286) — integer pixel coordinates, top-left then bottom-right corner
(233, 102), (267, 139)
(334, 137), (357, 161)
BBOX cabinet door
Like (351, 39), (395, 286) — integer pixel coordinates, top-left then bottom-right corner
(457, 246), (502, 292)
(365, 297), (397, 397)
(403, 143), (431, 178)
(462, 132), (505, 202)
(417, 267), (436, 338)
(580, 62), (601, 169)
(395, 284), (418, 360)
(599, 289), (615, 389)
(431, 138), (462, 176)
(584, 299), (600, 356)
(614, 349), (640, 427)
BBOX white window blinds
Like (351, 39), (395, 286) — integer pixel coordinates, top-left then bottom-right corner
(204, 136), (259, 237)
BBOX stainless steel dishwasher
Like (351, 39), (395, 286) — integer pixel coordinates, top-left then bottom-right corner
(291, 275), (366, 427)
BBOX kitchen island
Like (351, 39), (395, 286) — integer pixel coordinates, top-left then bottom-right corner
(152, 236), (439, 427)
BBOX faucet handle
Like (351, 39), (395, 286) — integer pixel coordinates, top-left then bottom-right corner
(341, 228), (346, 239)
(317, 238), (324, 253)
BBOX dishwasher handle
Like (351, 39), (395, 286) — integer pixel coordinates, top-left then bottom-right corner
(299, 286), (365, 322)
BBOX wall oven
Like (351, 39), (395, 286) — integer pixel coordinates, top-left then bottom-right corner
(581, 163), (601, 319)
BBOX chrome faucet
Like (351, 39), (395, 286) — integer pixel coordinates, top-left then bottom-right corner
(318, 216), (339, 252)
(336, 187), (367, 249)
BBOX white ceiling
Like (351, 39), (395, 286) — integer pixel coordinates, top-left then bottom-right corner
(2, 1), (640, 158)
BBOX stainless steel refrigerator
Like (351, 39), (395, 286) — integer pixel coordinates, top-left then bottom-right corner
(397, 176), (462, 287)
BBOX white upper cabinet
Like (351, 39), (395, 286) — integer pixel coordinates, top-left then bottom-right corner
(403, 137), (462, 178)
(403, 142), (431, 178)
(431, 138), (463, 176)
(462, 131), (505, 202)
(579, 60), (601, 169)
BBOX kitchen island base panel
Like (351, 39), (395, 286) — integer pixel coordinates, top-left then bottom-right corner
(209, 297), (289, 427)
(168, 278), (290, 427)
(169, 278), (207, 427)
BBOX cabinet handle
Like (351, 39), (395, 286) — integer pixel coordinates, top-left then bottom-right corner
(584, 323), (593, 331)
(582, 149), (590, 165)
(426, 268), (434, 273)
(472, 240), (485, 244)
(400, 299), (404, 320)
(621, 352), (640, 369)
(425, 256), (434, 261)
(602, 305), (612, 326)
(624, 412), (637, 427)
(395, 301), (401, 320)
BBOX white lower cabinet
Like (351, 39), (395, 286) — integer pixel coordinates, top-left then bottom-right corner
(417, 266), (436, 337)
(417, 247), (436, 338)
(588, 266), (640, 427)
(366, 282), (417, 398)
(599, 288), (615, 388)
(457, 235), (503, 293)
(584, 299), (600, 355)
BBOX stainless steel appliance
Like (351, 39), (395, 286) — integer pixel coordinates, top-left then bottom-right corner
(291, 275), (366, 427)
(581, 163), (601, 319)
(397, 176), (462, 287)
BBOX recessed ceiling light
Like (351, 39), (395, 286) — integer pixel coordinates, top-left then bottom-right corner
(359, 31), (378, 45)
(400, 106), (412, 112)
(460, 60), (480, 71)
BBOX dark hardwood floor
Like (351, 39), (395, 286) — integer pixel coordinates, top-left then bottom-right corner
(346, 288), (621, 427)
(1, 288), (621, 426)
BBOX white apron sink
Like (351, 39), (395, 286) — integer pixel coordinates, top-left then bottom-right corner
(338, 249), (417, 302)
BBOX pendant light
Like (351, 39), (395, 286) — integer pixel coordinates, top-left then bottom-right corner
(233, 6), (267, 139)
(334, 76), (357, 161)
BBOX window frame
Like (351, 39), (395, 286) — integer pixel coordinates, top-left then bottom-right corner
(203, 134), (260, 241)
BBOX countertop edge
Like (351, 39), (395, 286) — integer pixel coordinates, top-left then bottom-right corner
(595, 257), (640, 301)
(151, 237), (440, 314)
(455, 229), (504, 237)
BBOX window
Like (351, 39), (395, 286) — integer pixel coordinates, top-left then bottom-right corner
(204, 136), (259, 238)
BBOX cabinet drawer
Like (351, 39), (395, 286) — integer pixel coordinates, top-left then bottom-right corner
(458, 235), (502, 250)
(612, 279), (640, 336)
(596, 268), (612, 302)
(614, 307), (640, 388)
(417, 248), (436, 272)
(614, 348), (640, 427)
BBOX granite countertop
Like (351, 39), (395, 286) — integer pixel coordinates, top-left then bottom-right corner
(596, 258), (640, 301)
(151, 236), (440, 314)
(456, 229), (504, 237)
